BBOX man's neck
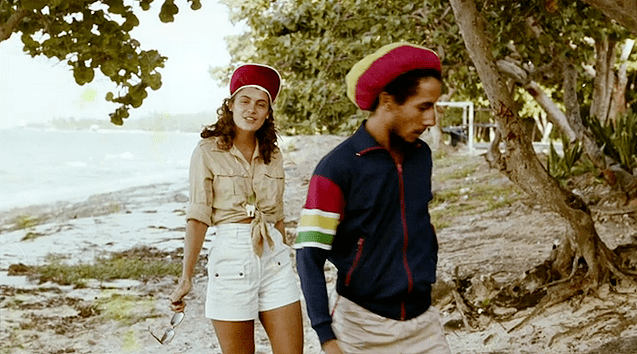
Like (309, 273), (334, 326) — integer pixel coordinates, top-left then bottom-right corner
(365, 117), (405, 165)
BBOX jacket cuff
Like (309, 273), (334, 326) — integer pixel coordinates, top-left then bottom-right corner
(314, 322), (337, 345)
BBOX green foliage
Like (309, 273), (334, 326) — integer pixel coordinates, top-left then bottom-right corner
(33, 252), (182, 286)
(584, 110), (637, 172)
(216, 0), (474, 134)
(215, 0), (633, 138)
(0, 0), (201, 125)
(546, 136), (598, 181)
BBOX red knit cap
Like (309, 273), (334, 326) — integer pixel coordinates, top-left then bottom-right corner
(230, 64), (282, 103)
(346, 42), (441, 111)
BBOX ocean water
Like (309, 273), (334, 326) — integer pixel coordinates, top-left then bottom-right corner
(0, 128), (200, 212)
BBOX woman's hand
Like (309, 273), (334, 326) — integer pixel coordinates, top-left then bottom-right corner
(168, 277), (192, 312)
(322, 339), (345, 354)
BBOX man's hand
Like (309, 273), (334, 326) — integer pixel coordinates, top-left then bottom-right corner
(322, 339), (345, 354)
(168, 277), (192, 312)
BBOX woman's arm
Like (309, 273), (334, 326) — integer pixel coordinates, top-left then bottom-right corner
(169, 219), (208, 312)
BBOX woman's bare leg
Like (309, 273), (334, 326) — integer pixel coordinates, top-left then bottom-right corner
(259, 301), (304, 354)
(212, 320), (255, 354)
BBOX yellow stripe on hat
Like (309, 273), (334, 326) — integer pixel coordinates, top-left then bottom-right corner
(345, 42), (440, 111)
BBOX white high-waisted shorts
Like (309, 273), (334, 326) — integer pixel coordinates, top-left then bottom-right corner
(205, 223), (300, 321)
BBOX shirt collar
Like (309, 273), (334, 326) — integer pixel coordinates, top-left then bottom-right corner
(209, 136), (261, 162)
(351, 121), (423, 156)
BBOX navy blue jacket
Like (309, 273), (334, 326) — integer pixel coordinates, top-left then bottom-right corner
(294, 123), (438, 344)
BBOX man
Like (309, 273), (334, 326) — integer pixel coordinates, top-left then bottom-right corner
(294, 42), (452, 354)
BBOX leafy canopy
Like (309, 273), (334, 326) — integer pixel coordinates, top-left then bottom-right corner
(217, 0), (634, 136)
(216, 0), (476, 134)
(0, 0), (201, 125)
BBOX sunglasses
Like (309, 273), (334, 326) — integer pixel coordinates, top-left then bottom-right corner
(149, 311), (184, 345)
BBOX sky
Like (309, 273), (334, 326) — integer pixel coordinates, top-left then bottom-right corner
(0, 1), (242, 129)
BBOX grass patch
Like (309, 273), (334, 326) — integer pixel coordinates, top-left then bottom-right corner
(429, 182), (521, 230)
(96, 293), (157, 325)
(32, 249), (182, 286)
(14, 215), (41, 230)
(21, 231), (45, 241)
(433, 153), (472, 169)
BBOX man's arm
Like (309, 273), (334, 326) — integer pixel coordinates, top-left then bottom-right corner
(296, 246), (336, 343)
(295, 174), (345, 344)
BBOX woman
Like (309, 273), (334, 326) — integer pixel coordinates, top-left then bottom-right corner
(169, 63), (304, 354)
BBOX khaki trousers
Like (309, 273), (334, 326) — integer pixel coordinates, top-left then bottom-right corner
(331, 295), (452, 354)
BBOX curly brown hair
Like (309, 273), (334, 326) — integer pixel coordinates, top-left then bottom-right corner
(200, 97), (279, 164)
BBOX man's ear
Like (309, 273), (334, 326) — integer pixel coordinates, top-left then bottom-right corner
(377, 92), (395, 112)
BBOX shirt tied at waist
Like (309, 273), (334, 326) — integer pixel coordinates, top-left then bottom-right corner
(251, 209), (275, 257)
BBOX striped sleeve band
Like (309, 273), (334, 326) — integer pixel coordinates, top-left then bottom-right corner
(294, 175), (344, 250)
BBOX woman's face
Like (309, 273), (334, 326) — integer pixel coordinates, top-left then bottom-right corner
(229, 87), (271, 134)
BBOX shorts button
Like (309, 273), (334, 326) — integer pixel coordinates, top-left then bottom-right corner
(239, 272), (243, 276)
(215, 273), (219, 277)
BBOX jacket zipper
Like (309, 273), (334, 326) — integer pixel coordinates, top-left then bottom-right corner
(397, 163), (413, 320)
(345, 237), (365, 286)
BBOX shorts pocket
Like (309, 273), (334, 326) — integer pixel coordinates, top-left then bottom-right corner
(212, 261), (246, 280)
(272, 246), (292, 269)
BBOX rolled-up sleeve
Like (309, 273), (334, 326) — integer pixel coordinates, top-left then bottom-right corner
(185, 143), (214, 226)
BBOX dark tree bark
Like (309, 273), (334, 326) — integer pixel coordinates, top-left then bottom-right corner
(449, 0), (630, 302)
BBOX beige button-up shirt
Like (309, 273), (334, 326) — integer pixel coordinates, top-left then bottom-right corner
(186, 136), (285, 228)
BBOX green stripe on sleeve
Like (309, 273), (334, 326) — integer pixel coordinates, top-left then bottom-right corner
(295, 230), (335, 246)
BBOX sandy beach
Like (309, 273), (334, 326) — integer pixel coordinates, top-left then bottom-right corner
(1, 134), (636, 354)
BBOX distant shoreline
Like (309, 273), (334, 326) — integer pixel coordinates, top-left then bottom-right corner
(5, 110), (218, 133)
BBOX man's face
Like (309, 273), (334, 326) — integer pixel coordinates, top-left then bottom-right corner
(229, 87), (270, 133)
(389, 77), (442, 143)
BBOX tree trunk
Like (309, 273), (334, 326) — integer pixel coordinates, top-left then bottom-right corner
(590, 36), (617, 123)
(497, 59), (611, 172)
(449, 0), (617, 285)
(608, 39), (635, 121)
(561, 61), (608, 171)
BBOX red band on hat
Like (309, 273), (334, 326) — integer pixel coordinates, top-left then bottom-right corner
(230, 64), (282, 103)
(346, 43), (441, 111)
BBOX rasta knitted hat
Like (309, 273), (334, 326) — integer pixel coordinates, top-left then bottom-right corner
(345, 42), (441, 111)
(230, 63), (282, 103)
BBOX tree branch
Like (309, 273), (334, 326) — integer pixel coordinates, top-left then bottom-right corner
(579, 0), (637, 35)
(0, 8), (29, 43)
(525, 80), (578, 143)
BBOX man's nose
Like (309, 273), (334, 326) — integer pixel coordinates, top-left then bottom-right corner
(423, 113), (436, 126)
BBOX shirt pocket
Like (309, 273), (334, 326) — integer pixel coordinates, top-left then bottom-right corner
(255, 165), (284, 209)
(213, 167), (247, 197)
(213, 167), (250, 213)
